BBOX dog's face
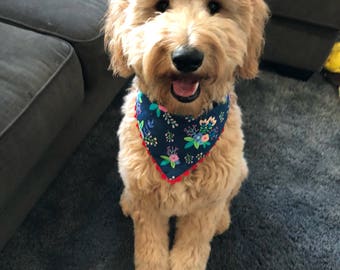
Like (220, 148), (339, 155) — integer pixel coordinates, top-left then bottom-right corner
(105, 0), (268, 115)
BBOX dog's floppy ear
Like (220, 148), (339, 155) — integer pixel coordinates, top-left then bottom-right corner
(238, 0), (269, 79)
(104, 0), (134, 77)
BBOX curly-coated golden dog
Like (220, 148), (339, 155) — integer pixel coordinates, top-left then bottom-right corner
(104, 0), (268, 269)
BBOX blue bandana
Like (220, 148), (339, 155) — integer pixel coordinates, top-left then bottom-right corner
(135, 91), (230, 184)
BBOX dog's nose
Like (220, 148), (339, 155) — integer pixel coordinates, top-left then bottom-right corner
(171, 46), (204, 73)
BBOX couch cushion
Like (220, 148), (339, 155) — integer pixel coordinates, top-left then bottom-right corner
(0, 0), (106, 42)
(0, 22), (84, 209)
(263, 17), (339, 72)
(0, 0), (109, 90)
(266, 0), (340, 29)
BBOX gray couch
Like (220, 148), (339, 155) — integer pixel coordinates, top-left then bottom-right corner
(263, 0), (340, 78)
(0, 0), (126, 250)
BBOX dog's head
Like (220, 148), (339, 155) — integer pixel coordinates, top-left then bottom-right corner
(105, 0), (269, 115)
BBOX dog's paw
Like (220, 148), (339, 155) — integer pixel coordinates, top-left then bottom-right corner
(135, 261), (170, 270)
(170, 246), (209, 270)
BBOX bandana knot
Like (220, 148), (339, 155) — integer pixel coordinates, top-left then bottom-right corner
(135, 91), (230, 184)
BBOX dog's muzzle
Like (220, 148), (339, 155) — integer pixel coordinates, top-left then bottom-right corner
(171, 46), (204, 103)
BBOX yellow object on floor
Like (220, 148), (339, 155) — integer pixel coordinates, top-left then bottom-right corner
(324, 42), (340, 73)
(324, 42), (340, 97)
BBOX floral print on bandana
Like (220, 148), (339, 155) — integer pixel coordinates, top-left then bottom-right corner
(160, 146), (181, 168)
(135, 91), (230, 183)
(184, 117), (218, 149)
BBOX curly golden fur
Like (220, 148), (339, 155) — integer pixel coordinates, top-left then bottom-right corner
(104, 0), (268, 269)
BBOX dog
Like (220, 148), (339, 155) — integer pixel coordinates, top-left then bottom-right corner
(104, 1), (268, 269)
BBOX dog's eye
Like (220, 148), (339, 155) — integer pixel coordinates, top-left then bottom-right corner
(155, 0), (170, 13)
(208, 1), (221, 15)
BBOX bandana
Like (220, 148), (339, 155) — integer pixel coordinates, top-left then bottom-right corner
(135, 91), (230, 184)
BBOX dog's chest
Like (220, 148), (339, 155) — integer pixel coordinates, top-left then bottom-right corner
(158, 185), (206, 216)
(149, 146), (234, 216)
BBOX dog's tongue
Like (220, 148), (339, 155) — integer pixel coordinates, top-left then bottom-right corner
(172, 79), (199, 97)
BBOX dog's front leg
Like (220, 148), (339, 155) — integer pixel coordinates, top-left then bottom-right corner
(132, 205), (170, 270)
(170, 202), (225, 270)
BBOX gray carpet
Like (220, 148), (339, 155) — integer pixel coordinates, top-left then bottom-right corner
(0, 70), (339, 270)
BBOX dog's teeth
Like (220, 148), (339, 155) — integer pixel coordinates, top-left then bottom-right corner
(194, 82), (199, 91)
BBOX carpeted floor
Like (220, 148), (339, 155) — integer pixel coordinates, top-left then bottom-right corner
(0, 70), (339, 270)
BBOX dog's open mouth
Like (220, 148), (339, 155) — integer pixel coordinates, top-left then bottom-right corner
(171, 77), (201, 103)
